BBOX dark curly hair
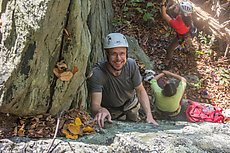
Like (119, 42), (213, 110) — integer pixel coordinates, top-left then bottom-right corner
(162, 82), (177, 97)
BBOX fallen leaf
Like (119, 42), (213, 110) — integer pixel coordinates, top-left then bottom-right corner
(75, 117), (82, 126)
(159, 29), (165, 33)
(62, 129), (78, 140)
(36, 127), (44, 135)
(83, 126), (94, 133)
(67, 123), (81, 135)
(19, 119), (26, 125)
(66, 133), (78, 140)
(18, 124), (25, 137)
(30, 123), (37, 129)
(13, 126), (18, 136)
(59, 71), (73, 81)
(61, 129), (69, 135)
(53, 68), (61, 78)
(28, 129), (35, 135)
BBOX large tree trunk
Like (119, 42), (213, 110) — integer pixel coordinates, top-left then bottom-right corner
(0, 0), (113, 116)
(88, 0), (113, 66)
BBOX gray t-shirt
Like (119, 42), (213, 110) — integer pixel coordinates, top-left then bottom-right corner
(88, 58), (142, 108)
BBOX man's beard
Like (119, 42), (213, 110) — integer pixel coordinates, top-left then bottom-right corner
(109, 62), (123, 71)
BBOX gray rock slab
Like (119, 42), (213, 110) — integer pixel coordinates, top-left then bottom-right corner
(1, 120), (229, 153)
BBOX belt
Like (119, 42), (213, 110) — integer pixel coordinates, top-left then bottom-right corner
(156, 105), (181, 117)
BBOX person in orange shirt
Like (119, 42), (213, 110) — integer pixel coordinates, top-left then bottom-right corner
(161, 0), (196, 67)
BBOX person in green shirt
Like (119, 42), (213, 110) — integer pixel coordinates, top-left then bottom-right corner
(149, 70), (187, 117)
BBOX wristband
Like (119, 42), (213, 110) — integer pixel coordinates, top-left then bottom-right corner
(161, 3), (166, 7)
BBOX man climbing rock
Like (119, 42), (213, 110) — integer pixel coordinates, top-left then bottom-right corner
(87, 33), (158, 128)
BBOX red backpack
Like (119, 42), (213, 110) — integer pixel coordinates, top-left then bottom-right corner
(186, 100), (225, 123)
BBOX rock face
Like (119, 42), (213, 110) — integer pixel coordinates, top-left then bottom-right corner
(0, 121), (229, 152)
(0, 0), (112, 116)
(127, 36), (154, 70)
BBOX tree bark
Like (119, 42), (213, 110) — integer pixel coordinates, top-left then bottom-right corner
(0, 0), (113, 116)
(0, 0), (154, 116)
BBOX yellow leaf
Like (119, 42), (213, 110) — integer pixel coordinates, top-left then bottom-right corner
(66, 133), (78, 139)
(67, 123), (81, 135)
(84, 132), (93, 135)
(18, 124), (25, 137)
(62, 129), (78, 139)
(62, 129), (69, 135)
(75, 117), (82, 126)
(83, 126), (94, 133)
(159, 29), (165, 33)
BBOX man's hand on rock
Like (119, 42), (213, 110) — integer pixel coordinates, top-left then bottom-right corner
(94, 107), (113, 128)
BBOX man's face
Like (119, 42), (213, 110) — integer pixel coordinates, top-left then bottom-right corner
(106, 47), (127, 71)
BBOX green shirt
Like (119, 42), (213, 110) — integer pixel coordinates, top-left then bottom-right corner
(150, 79), (186, 112)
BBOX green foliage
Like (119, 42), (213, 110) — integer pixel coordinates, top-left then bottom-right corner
(195, 31), (216, 56)
(112, 18), (123, 26)
(129, 0), (143, 3)
(143, 12), (154, 21)
(112, 17), (132, 27)
(112, 0), (158, 26)
(146, 2), (153, 8)
(217, 68), (230, 85)
(195, 49), (213, 57)
(198, 31), (215, 46)
(189, 79), (202, 89)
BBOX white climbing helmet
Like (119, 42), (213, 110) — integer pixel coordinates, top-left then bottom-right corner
(104, 33), (129, 49)
(179, 1), (193, 15)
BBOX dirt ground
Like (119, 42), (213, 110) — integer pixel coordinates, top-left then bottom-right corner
(0, 0), (229, 139)
(0, 113), (18, 138)
(112, 0), (229, 109)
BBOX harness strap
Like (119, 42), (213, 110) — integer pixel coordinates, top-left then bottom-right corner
(177, 32), (190, 45)
(156, 105), (181, 117)
(108, 95), (139, 120)
(113, 102), (139, 120)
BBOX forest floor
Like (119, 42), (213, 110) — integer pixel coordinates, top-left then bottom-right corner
(112, 0), (229, 110)
(0, 0), (229, 140)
